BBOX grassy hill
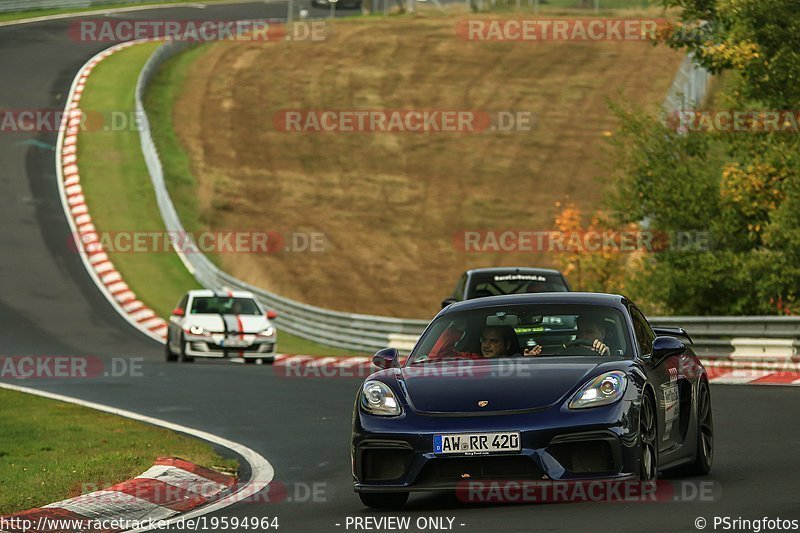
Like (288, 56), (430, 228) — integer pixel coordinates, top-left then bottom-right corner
(154, 11), (684, 318)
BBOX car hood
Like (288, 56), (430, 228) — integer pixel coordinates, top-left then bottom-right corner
(399, 358), (617, 414)
(184, 313), (271, 334)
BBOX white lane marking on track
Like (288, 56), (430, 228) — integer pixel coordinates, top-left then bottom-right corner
(0, 383), (274, 533)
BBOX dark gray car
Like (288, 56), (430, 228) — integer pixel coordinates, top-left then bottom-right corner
(442, 267), (571, 308)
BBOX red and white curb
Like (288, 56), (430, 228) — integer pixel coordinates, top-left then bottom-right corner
(274, 355), (800, 385)
(0, 458), (235, 533)
(56, 40), (169, 343)
(703, 360), (800, 385)
(0, 382), (274, 533)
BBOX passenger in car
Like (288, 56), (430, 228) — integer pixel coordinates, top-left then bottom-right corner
(429, 325), (521, 360)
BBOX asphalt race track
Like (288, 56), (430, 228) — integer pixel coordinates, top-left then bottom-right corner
(1, 3), (799, 532)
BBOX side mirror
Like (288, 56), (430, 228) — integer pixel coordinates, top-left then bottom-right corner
(171, 307), (185, 317)
(649, 336), (686, 366)
(266, 310), (278, 320)
(441, 297), (458, 309)
(372, 348), (400, 369)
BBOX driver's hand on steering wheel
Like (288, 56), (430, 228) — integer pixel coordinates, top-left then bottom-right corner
(592, 339), (611, 356)
(523, 345), (543, 356)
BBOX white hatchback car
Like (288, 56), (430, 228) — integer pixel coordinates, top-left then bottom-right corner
(166, 289), (278, 363)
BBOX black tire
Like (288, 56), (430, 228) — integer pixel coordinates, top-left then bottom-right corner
(683, 380), (714, 475)
(165, 336), (178, 362)
(358, 492), (409, 509)
(178, 334), (194, 363)
(638, 391), (658, 481)
(244, 358), (257, 364)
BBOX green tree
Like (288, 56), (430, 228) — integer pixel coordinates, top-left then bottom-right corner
(607, 0), (800, 315)
(660, 0), (800, 108)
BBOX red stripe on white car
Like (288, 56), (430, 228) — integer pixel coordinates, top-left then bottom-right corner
(235, 314), (245, 358)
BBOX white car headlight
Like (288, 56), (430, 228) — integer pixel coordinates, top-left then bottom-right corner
(258, 327), (275, 337)
(569, 371), (627, 409)
(360, 380), (402, 416)
(189, 325), (205, 335)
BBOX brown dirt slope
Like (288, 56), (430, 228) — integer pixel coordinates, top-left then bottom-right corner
(172, 14), (683, 318)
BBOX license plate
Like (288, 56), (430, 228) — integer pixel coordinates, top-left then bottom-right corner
(222, 337), (249, 348)
(434, 432), (521, 455)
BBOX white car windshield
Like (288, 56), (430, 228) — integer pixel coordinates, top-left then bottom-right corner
(190, 296), (261, 315)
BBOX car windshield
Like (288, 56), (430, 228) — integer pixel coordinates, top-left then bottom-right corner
(467, 272), (568, 299)
(408, 304), (630, 364)
(190, 296), (261, 315)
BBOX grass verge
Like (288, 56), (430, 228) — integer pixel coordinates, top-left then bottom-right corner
(77, 41), (201, 319)
(77, 41), (358, 356)
(0, 387), (237, 515)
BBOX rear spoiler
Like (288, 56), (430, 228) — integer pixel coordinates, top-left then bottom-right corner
(652, 326), (693, 344)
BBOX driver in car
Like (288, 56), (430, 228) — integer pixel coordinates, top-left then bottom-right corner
(566, 314), (611, 355)
(429, 325), (518, 360)
(523, 314), (610, 356)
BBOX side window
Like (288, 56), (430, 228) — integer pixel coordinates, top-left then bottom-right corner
(630, 307), (655, 356)
(453, 273), (468, 300)
(178, 294), (189, 311)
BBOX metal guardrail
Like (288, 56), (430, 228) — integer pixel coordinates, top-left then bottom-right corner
(662, 52), (711, 114)
(0, 0), (152, 13)
(136, 38), (797, 357)
(650, 317), (800, 359)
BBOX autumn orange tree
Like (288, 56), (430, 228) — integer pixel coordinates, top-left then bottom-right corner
(607, 0), (800, 315)
(552, 202), (648, 301)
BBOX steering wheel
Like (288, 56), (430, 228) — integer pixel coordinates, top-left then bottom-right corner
(563, 338), (602, 356)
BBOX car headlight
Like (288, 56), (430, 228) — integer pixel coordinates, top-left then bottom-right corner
(360, 380), (402, 416)
(569, 371), (627, 409)
(188, 325), (205, 335)
(258, 327), (275, 337)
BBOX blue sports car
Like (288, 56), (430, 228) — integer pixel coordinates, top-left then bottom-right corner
(351, 293), (714, 508)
